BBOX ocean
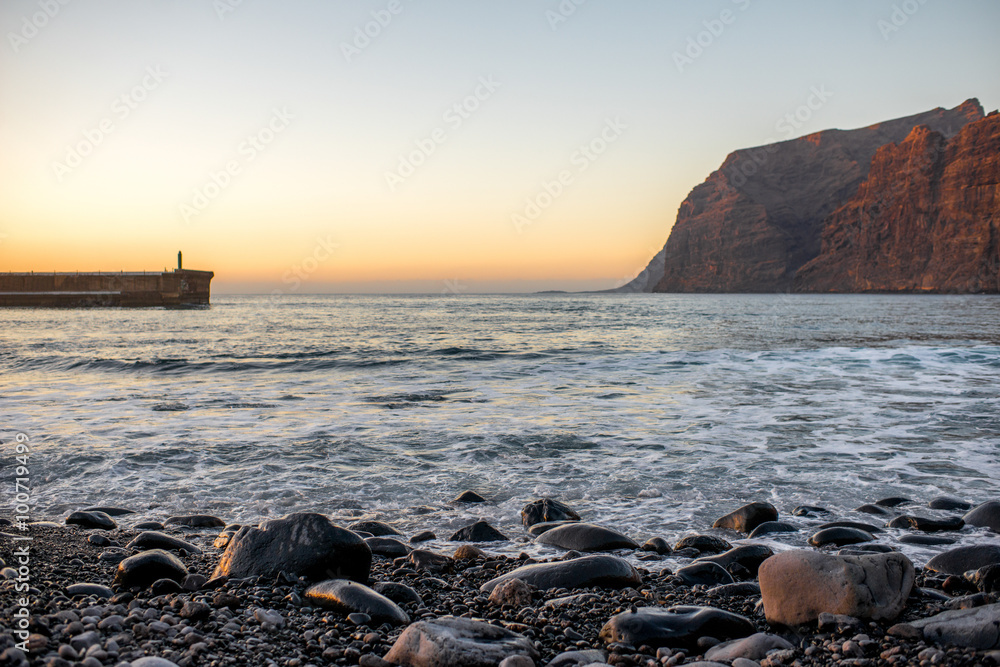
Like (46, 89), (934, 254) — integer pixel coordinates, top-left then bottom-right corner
(3, 293), (1000, 567)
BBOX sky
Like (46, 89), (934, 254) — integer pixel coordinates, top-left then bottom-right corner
(1, 1), (998, 294)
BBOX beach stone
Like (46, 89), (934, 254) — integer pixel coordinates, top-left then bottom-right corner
(907, 603), (1000, 649)
(876, 496), (912, 507)
(887, 515), (965, 532)
(450, 520), (508, 542)
(816, 520), (882, 533)
(133, 521), (164, 530)
(792, 505), (828, 516)
(454, 544), (486, 560)
(365, 536), (411, 557)
(696, 544), (775, 578)
(599, 606), (755, 649)
(930, 496), (973, 511)
(164, 514), (225, 528)
(674, 534), (732, 554)
(481, 554), (641, 592)
(112, 549), (188, 590)
(150, 577), (183, 594)
(213, 512), (371, 583)
(182, 573), (208, 591)
(131, 658), (181, 667)
(373, 581), (423, 606)
(676, 561), (734, 587)
(925, 545), (1000, 575)
(808, 527), (874, 547)
(349, 520), (403, 536)
(66, 583), (113, 599)
(748, 521), (799, 538)
(713, 502), (778, 534)
(642, 537), (672, 555)
(706, 582), (760, 598)
(66, 511), (116, 530)
(544, 593), (600, 608)
(856, 504), (892, 516)
(965, 501), (1000, 532)
(705, 632), (795, 662)
(545, 649), (607, 666)
(384, 616), (539, 667)
(488, 577), (534, 607)
(499, 657), (535, 667)
(527, 521), (578, 536)
(840, 543), (894, 554)
(254, 608), (284, 630)
(408, 549), (453, 573)
(214, 531), (237, 549)
(899, 534), (956, 546)
(82, 506), (135, 516)
(305, 579), (410, 625)
(180, 600), (211, 621)
(816, 612), (862, 632)
(127, 531), (202, 554)
(521, 498), (581, 528)
(535, 522), (638, 552)
(86, 533), (112, 546)
(410, 530), (436, 543)
(453, 490), (487, 503)
(758, 549), (914, 625)
(970, 564), (1000, 593)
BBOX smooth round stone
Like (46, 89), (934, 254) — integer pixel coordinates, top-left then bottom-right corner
(695, 544), (775, 578)
(929, 496), (973, 511)
(925, 545), (1000, 575)
(407, 549), (454, 573)
(66, 583), (113, 599)
(112, 549), (188, 590)
(150, 577), (184, 595)
(348, 612), (371, 625)
(520, 498), (581, 528)
(348, 520), (403, 537)
(792, 505), (829, 517)
(305, 579), (409, 625)
(968, 565), (1000, 593)
(876, 497), (913, 507)
(385, 617), (538, 667)
(705, 632), (795, 662)
(373, 581), (423, 606)
(98, 549), (127, 564)
(907, 604), (1000, 650)
(856, 504), (892, 516)
(748, 521), (799, 538)
(450, 520), (507, 542)
(131, 658), (180, 667)
(164, 514), (225, 528)
(816, 520), (882, 533)
(641, 537), (672, 555)
(453, 544), (486, 560)
(480, 554), (640, 593)
(676, 561), (734, 587)
(527, 520), (579, 537)
(133, 521), (164, 530)
(410, 530), (436, 543)
(674, 534), (732, 554)
(839, 543), (894, 554)
(452, 490), (487, 503)
(87, 534), (112, 547)
(66, 511), (116, 530)
(82, 506), (135, 517)
(809, 527), (875, 547)
(712, 502), (778, 534)
(534, 522), (638, 552)
(127, 531), (202, 554)
(365, 536), (411, 557)
(899, 534), (956, 546)
(887, 515), (965, 532)
(964, 501), (1000, 532)
(600, 606), (755, 649)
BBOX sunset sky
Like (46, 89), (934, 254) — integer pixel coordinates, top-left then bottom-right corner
(2, 1), (998, 293)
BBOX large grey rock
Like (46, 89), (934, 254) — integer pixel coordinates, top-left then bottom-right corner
(212, 512), (370, 583)
(705, 632), (795, 661)
(384, 616), (539, 667)
(127, 531), (202, 554)
(712, 502), (778, 534)
(113, 549), (188, 590)
(599, 606), (755, 649)
(535, 523), (638, 552)
(908, 603), (1000, 649)
(305, 579), (409, 625)
(521, 498), (581, 528)
(480, 555), (640, 593)
(965, 501), (1000, 532)
(758, 549), (914, 626)
(696, 544), (775, 578)
(925, 545), (1000, 576)
(66, 511), (116, 530)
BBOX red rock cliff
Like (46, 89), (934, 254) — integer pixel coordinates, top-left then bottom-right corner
(793, 112), (1000, 293)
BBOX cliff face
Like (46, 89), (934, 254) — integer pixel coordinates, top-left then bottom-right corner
(632, 99), (985, 293)
(793, 113), (1000, 293)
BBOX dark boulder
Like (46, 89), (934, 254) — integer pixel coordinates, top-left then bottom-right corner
(81, 507), (135, 517)
(929, 496), (972, 511)
(964, 501), (1000, 532)
(887, 515), (964, 532)
(712, 502), (778, 534)
(876, 497), (912, 507)
(452, 490), (487, 503)
(815, 520), (882, 533)
(925, 545), (1000, 576)
(641, 537), (672, 555)
(534, 523), (637, 552)
(373, 581), (423, 606)
(520, 498), (581, 528)
(676, 561), (734, 587)
(696, 544), (775, 578)
(113, 549), (188, 590)
(527, 520), (579, 537)
(748, 521), (799, 538)
(808, 527), (875, 547)
(164, 514), (225, 528)
(450, 520), (507, 542)
(66, 511), (116, 530)
(481, 554), (640, 593)
(365, 536), (411, 558)
(673, 535), (732, 555)
(126, 531), (202, 554)
(599, 606), (755, 649)
(305, 579), (409, 625)
(348, 520), (402, 537)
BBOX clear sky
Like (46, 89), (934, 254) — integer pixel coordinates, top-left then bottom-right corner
(2, 1), (998, 293)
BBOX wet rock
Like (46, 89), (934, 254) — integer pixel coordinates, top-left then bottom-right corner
(545, 649), (608, 666)
(488, 577), (534, 607)
(180, 600), (211, 621)
(527, 521), (578, 536)
(410, 530), (436, 543)
(182, 573), (208, 591)
(213, 512), (371, 583)
(876, 496), (912, 507)
(113, 549), (188, 590)
(712, 502), (778, 534)
(599, 605), (755, 649)
(373, 581), (423, 606)
(899, 534), (956, 546)
(706, 582), (760, 597)
(907, 603), (1000, 649)
(676, 561), (734, 587)
(929, 496), (973, 511)
(453, 544), (486, 560)
(131, 658), (181, 667)
(969, 564), (1000, 593)
(856, 504), (892, 516)
(384, 616), (539, 667)
(126, 531), (202, 554)
(641, 537), (672, 555)
(164, 514), (225, 528)
(81, 506), (135, 516)
(748, 521), (799, 538)
(792, 505), (828, 517)
(839, 543), (894, 554)
(453, 490), (487, 503)
(705, 632), (795, 662)
(815, 520), (882, 533)
(407, 549), (453, 573)
(887, 515), (965, 532)
(696, 544), (775, 578)
(305, 579), (410, 625)
(65, 583), (113, 599)
(521, 498), (581, 528)
(758, 549), (914, 625)
(450, 520), (508, 542)
(87, 534), (112, 546)
(481, 554), (641, 592)
(925, 545), (1000, 575)
(66, 511), (116, 530)
(964, 501), (1000, 532)
(348, 520), (403, 537)
(674, 535), (732, 554)
(150, 577), (183, 594)
(808, 527), (874, 547)
(365, 536), (411, 558)
(535, 522), (638, 552)
(133, 521), (164, 530)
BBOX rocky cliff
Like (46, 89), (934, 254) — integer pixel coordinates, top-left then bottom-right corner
(794, 112), (1000, 293)
(620, 99), (985, 293)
